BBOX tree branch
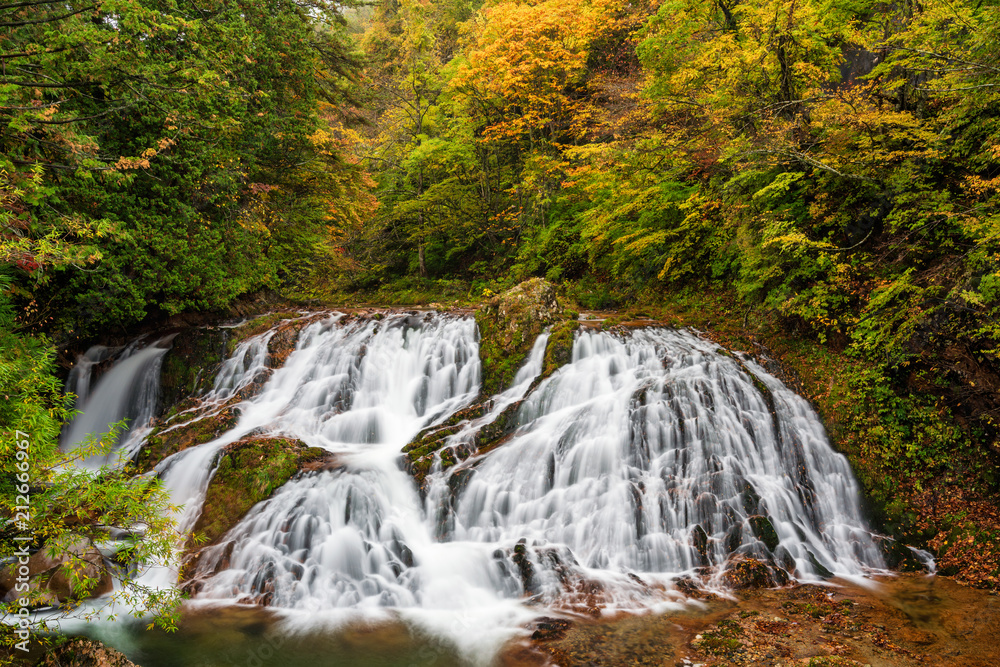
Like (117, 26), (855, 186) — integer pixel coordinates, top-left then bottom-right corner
(0, 4), (97, 27)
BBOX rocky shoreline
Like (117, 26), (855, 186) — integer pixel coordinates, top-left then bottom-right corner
(508, 574), (1000, 667)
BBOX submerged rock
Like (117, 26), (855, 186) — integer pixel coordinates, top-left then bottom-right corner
(37, 638), (139, 667)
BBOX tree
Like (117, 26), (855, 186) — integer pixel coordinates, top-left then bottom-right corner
(0, 270), (182, 653)
(1, 0), (363, 333)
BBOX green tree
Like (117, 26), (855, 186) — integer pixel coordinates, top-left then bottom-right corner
(1, 0), (362, 333)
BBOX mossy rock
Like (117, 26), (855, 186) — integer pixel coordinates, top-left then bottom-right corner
(476, 278), (563, 396)
(189, 437), (338, 550)
(404, 399), (524, 486)
(262, 311), (333, 368)
(474, 399), (524, 455)
(225, 311), (303, 356)
(133, 407), (239, 472)
(404, 286), (580, 485)
(158, 327), (228, 415)
(875, 535), (930, 573)
(721, 555), (790, 589)
(541, 319), (579, 381)
(748, 514), (781, 552)
(403, 404), (487, 455)
(805, 550), (835, 579)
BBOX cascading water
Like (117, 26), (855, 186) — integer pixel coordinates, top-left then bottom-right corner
(444, 328), (883, 608)
(64, 344), (118, 410)
(61, 338), (171, 468)
(64, 311), (890, 663)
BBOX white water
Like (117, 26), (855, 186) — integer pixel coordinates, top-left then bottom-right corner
(62, 339), (169, 468)
(444, 329), (883, 610)
(182, 314), (533, 658)
(64, 312), (889, 662)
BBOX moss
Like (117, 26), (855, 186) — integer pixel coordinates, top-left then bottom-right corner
(476, 279), (562, 396)
(697, 632), (742, 655)
(134, 408), (239, 471)
(226, 311), (301, 355)
(190, 438), (334, 548)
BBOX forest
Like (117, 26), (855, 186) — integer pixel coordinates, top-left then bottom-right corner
(2, 0), (1000, 661)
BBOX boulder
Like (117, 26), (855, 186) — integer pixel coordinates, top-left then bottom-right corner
(188, 437), (339, 552)
(476, 278), (563, 396)
(38, 638), (139, 667)
(0, 537), (113, 606)
(722, 555), (790, 589)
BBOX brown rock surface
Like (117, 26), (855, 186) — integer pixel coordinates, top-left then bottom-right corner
(508, 575), (1000, 667)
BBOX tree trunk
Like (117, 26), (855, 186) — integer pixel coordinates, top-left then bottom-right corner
(417, 168), (427, 277)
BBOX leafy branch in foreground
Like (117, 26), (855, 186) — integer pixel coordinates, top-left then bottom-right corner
(0, 276), (184, 655)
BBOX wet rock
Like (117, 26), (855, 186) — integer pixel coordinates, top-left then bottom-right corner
(725, 524), (744, 553)
(264, 313), (327, 368)
(773, 545), (798, 573)
(691, 525), (710, 565)
(513, 538), (537, 595)
(37, 638), (139, 667)
(529, 616), (573, 641)
(722, 555), (790, 589)
(0, 537), (113, 606)
(158, 327), (228, 414)
(446, 468), (476, 507)
(748, 514), (780, 552)
(805, 550), (835, 578)
(740, 480), (762, 515)
(876, 535), (932, 573)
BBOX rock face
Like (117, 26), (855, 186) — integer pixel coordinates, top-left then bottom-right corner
(0, 537), (113, 606)
(188, 437), (338, 552)
(475, 278), (563, 396)
(157, 327), (228, 417)
(134, 312), (329, 471)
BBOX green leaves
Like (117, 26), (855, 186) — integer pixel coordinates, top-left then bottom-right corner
(1, 0), (364, 331)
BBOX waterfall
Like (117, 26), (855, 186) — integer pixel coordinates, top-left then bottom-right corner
(64, 345), (118, 411)
(445, 328), (882, 607)
(67, 312), (888, 662)
(61, 339), (170, 468)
